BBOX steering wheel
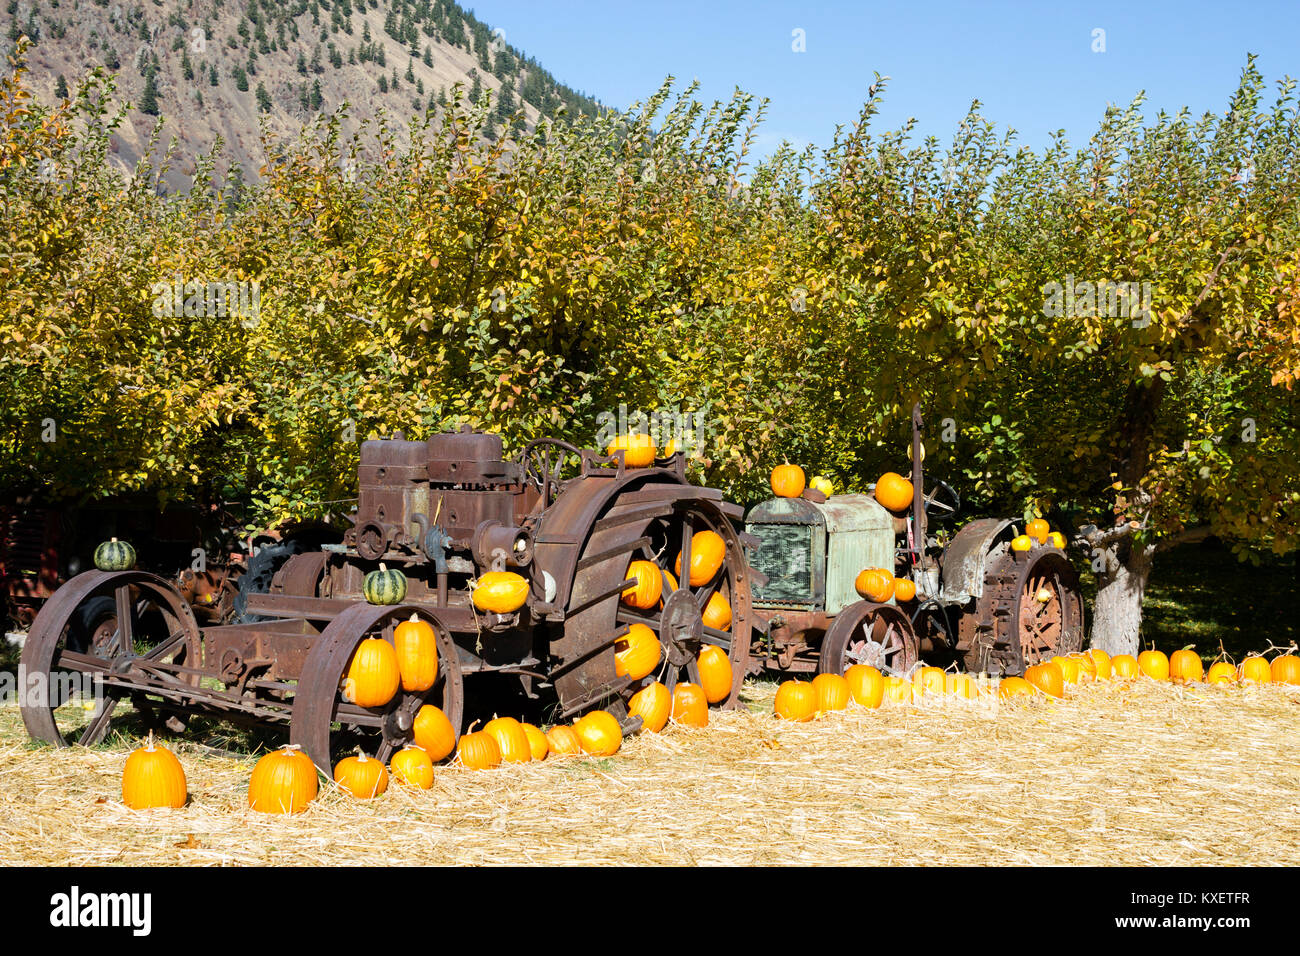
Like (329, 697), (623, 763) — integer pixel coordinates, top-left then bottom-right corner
(515, 438), (584, 506)
(924, 479), (961, 520)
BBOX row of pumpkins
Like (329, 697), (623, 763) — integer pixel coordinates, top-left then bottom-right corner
(770, 647), (1300, 719)
(118, 646), (1300, 812)
(118, 686), (722, 813)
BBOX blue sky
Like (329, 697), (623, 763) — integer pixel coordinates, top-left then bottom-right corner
(467, 0), (1299, 157)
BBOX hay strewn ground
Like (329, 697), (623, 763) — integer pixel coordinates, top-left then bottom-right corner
(2, 679), (1298, 866)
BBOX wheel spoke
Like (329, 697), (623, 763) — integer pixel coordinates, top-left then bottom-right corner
(76, 693), (120, 746)
(113, 584), (133, 653)
(678, 513), (694, 589)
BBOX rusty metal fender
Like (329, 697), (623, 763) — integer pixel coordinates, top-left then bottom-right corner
(938, 517), (1015, 604)
(530, 470), (689, 618)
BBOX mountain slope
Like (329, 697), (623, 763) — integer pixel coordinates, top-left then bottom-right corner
(4, 0), (604, 187)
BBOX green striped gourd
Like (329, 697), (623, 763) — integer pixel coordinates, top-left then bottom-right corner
(363, 563), (407, 605)
(94, 538), (136, 571)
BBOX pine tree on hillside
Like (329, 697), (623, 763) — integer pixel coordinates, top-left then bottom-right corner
(140, 68), (160, 115)
(310, 79), (323, 110)
(234, 66), (249, 92)
(209, 65), (218, 86)
(406, 59), (415, 83)
(54, 74), (68, 100)
(256, 82), (272, 113)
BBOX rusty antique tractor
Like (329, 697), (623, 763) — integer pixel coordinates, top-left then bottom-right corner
(20, 428), (753, 770)
(743, 405), (1084, 678)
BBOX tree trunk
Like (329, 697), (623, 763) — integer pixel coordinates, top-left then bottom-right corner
(1089, 537), (1155, 657)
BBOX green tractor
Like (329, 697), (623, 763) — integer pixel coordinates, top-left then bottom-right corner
(743, 405), (1084, 678)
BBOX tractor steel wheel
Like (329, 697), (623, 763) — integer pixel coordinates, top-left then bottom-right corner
(290, 603), (464, 774)
(818, 601), (919, 677)
(960, 546), (1084, 675)
(552, 487), (753, 727)
(19, 570), (202, 747)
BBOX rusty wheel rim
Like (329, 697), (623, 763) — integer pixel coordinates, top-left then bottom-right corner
(290, 603), (464, 774)
(818, 602), (919, 677)
(614, 503), (749, 708)
(556, 490), (753, 723)
(19, 570), (201, 747)
(1019, 570), (1064, 664)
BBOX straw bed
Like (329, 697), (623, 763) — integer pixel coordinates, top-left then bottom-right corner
(2, 679), (1298, 866)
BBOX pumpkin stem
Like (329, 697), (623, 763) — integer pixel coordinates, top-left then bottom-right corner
(379, 562), (388, 572)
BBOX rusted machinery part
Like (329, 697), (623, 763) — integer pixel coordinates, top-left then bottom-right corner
(959, 546), (1084, 675)
(19, 570), (202, 747)
(270, 550), (329, 598)
(289, 602), (464, 773)
(553, 488), (753, 725)
(817, 601), (919, 677)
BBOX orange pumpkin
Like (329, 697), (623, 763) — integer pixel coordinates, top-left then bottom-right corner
(615, 623), (662, 681)
(1271, 654), (1300, 685)
(1047, 531), (1067, 549)
(574, 710), (623, 755)
(393, 614), (438, 692)
(545, 725), (582, 756)
(884, 675), (914, 703)
(628, 681), (672, 733)
(770, 463), (806, 498)
(1025, 661), (1064, 698)
(674, 530), (727, 586)
(521, 723), (550, 761)
(998, 676), (1037, 700)
(1111, 654), (1140, 679)
(1025, 518), (1049, 543)
(333, 754), (388, 798)
(483, 716), (532, 764)
(122, 736), (187, 810)
(1137, 650), (1170, 681)
(607, 433), (657, 467)
(1087, 648), (1112, 679)
(1072, 652), (1097, 683)
(874, 472), (914, 512)
(945, 673), (978, 699)
(813, 673), (851, 712)
(912, 666), (947, 698)
(1050, 655), (1081, 685)
(1170, 649), (1204, 684)
(472, 571), (530, 614)
(621, 559), (664, 609)
(1239, 656), (1272, 683)
(854, 568), (895, 603)
(893, 578), (917, 602)
(457, 730), (502, 770)
(701, 592), (733, 630)
(697, 645), (734, 703)
(342, 637), (401, 708)
(844, 664), (885, 708)
(389, 746), (435, 789)
(670, 683), (709, 728)
(413, 704), (457, 761)
(248, 745), (318, 814)
(774, 680), (818, 720)
(1206, 662), (1237, 685)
